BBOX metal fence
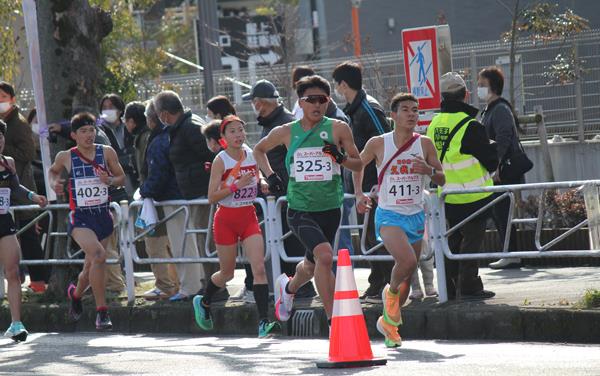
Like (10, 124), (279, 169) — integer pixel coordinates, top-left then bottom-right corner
(15, 30), (600, 143)
(143, 29), (600, 145)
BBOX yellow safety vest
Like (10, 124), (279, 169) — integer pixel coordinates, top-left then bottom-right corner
(426, 112), (493, 204)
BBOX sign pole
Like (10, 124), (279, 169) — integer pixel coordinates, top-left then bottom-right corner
(22, 0), (56, 201)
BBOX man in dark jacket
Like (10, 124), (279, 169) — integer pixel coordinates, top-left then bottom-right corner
(243, 80), (317, 298)
(0, 81), (50, 290)
(333, 61), (392, 303)
(138, 100), (181, 299)
(153, 90), (214, 301)
(427, 72), (499, 300)
(478, 66), (525, 269)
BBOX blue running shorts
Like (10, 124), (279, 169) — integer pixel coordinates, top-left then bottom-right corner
(374, 207), (425, 245)
(68, 209), (114, 241)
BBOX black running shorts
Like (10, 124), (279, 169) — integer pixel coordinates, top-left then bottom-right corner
(0, 213), (17, 239)
(286, 207), (341, 263)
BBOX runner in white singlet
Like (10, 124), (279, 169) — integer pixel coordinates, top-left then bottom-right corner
(353, 93), (445, 348)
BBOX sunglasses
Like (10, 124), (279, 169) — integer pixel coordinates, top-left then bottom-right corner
(300, 95), (329, 105)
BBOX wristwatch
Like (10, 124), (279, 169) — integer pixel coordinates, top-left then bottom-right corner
(430, 167), (436, 177)
(108, 176), (114, 186)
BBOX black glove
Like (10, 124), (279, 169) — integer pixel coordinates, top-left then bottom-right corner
(266, 173), (285, 195)
(322, 140), (347, 164)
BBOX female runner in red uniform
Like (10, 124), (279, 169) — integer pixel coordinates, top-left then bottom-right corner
(193, 115), (277, 338)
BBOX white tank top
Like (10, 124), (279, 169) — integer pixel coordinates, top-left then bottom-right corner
(377, 132), (425, 215)
(217, 144), (258, 208)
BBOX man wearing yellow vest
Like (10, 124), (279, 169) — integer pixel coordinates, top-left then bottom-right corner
(426, 72), (499, 300)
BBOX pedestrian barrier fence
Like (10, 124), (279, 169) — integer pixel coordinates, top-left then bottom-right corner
(428, 180), (600, 303)
(4, 180), (600, 305)
(0, 202), (122, 299)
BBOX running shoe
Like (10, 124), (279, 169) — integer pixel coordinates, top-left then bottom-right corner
(382, 285), (402, 326)
(376, 316), (402, 348)
(4, 321), (28, 342)
(377, 284), (402, 348)
(274, 274), (294, 322)
(67, 283), (83, 322)
(95, 310), (113, 331)
(193, 295), (213, 330)
(257, 319), (278, 338)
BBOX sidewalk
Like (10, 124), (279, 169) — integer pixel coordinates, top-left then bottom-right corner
(2, 266), (599, 343)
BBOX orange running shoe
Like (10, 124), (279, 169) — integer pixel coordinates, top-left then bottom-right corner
(376, 316), (402, 348)
(382, 284), (402, 326)
(377, 284), (402, 347)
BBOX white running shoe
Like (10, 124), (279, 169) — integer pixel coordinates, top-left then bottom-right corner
(274, 274), (294, 322)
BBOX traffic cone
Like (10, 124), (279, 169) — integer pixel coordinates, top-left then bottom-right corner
(316, 249), (387, 368)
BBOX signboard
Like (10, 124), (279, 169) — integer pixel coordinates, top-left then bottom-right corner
(402, 25), (452, 130)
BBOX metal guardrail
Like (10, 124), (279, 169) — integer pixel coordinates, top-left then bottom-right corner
(4, 180), (599, 306)
(121, 198), (270, 304)
(429, 180), (600, 303)
(0, 202), (122, 299)
(270, 194), (394, 264)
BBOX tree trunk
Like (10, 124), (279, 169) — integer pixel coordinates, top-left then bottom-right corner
(34, 0), (112, 299)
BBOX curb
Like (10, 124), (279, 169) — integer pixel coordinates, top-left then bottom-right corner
(2, 301), (599, 343)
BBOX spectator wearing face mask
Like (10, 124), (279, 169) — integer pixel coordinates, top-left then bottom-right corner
(98, 93), (137, 201)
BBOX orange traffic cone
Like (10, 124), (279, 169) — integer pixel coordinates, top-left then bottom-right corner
(316, 249), (387, 368)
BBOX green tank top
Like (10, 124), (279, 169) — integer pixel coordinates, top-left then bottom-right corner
(285, 117), (343, 212)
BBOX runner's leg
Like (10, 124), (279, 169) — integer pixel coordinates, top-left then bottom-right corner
(312, 243), (335, 318)
(71, 228), (107, 308)
(0, 235), (22, 322)
(243, 234), (270, 321)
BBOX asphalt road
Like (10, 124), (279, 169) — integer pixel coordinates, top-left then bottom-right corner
(1, 333), (599, 375)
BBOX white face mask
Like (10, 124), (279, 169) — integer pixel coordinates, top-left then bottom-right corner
(31, 122), (40, 135)
(477, 86), (490, 101)
(333, 86), (345, 102)
(102, 109), (119, 123)
(0, 101), (12, 113)
(205, 114), (214, 123)
(251, 102), (260, 116)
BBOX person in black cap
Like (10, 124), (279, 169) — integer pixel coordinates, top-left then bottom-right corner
(243, 80), (317, 299)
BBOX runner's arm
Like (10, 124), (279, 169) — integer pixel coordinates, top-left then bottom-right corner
(4, 157), (40, 204)
(335, 121), (362, 172)
(103, 146), (126, 187)
(207, 156), (232, 204)
(253, 125), (287, 177)
(422, 137), (445, 186)
(49, 151), (68, 196)
(352, 137), (377, 196)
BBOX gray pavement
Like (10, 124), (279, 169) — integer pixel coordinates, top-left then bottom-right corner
(2, 266), (599, 343)
(1, 333), (599, 375)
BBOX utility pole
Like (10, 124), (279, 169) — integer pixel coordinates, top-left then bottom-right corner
(197, 0), (222, 102)
(350, 0), (362, 56)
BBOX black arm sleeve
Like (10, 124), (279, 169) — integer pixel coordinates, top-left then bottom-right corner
(461, 121), (499, 172)
(9, 173), (33, 202)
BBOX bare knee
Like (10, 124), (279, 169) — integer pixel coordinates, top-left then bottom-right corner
(405, 254), (418, 274)
(91, 248), (107, 264)
(315, 250), (333, 270)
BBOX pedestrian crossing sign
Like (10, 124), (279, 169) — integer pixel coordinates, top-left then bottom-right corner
(402, 26), (451, 115)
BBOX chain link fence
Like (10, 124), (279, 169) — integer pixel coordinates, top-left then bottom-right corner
(17, 30), (600, 145)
